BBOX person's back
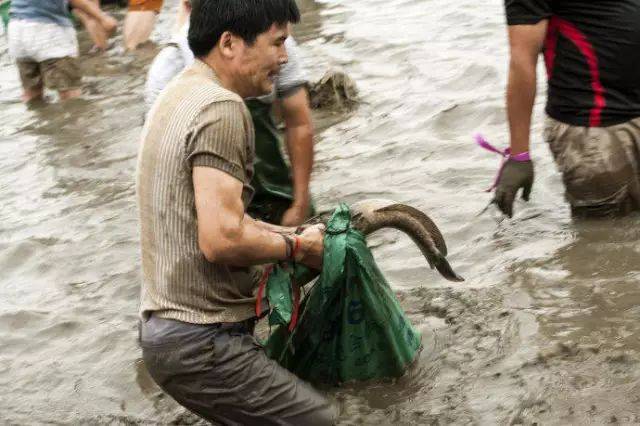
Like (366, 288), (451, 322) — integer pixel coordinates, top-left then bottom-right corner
(511, 0), (640, 127)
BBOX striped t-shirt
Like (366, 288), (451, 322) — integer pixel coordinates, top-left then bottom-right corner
(136, 60), (259, 324)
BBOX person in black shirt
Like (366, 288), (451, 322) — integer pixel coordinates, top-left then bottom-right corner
(494, 0), (640, 217)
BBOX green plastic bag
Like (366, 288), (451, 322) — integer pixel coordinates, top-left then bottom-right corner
(264, 204), (422, 385)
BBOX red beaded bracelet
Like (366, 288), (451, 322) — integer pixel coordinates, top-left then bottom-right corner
(291, 235), (301, 261)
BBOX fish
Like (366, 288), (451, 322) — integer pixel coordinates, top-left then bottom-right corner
(306, 199), (464, 282)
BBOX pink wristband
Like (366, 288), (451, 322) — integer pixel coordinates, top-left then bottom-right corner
(509, 151), (531, 162)
(474, 133), (531, 192)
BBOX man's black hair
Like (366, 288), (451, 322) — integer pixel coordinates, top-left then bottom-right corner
(188, 0), (300, 58)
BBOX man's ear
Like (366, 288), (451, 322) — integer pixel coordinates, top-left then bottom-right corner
(218, 31), (235, 58)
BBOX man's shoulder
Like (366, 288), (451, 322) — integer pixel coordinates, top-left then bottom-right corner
(153, 63), (246, 123)
(177, 63), (243, 105)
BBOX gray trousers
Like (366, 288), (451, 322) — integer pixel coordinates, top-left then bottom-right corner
(140, 315), (335, 425)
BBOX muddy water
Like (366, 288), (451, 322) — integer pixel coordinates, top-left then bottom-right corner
(1, 0), (639, 424)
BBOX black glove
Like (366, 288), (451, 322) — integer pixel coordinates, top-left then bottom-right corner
(493, 159), (534, 217)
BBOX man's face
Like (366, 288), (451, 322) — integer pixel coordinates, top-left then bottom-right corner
(233, 24), (289, 97)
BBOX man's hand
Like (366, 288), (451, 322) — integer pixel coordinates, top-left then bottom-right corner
(281, 201), (309, 227)
(295, 224), (325, 270)
(493, 159), (534, 217)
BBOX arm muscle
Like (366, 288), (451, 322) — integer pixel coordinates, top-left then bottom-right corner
(193, 167), (287, 266)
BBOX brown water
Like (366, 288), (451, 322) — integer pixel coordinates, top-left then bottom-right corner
(1, 0), (640, 424)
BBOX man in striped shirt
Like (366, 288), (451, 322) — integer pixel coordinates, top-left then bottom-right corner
(145, 4), (315, 227)
(136, 0), (333, 423)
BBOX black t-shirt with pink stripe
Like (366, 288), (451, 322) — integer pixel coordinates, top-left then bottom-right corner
(506, 0), (640, 127)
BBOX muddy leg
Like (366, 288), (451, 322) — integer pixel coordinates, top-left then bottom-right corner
(123, 11), (157, 50)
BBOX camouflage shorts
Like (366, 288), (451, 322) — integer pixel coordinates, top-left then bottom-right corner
(17, 56), (81, 92)
(544, 116), (640, 216)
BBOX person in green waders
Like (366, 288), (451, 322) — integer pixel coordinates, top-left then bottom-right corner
(145, 1), (314, 226)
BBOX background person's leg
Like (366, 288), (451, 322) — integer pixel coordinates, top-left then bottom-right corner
(74, 8), (109, 50)
(124, 0), (163, 50)
(58, 88), (82, 100)
(41, 57), (83, 101)
(123, 11), (156, 50)
(16, 60), (44, 102)
(73, 0), (115, 51)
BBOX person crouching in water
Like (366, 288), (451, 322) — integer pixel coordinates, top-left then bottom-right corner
(136, 0), (335, 423)
(145, 0), (314, 227)
(493, 0), (640, 218)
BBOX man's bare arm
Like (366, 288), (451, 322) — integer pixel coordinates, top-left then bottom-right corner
(194, 167), (323, 268)
(280, 87), (314, 226)
(507, 21), (548, 155)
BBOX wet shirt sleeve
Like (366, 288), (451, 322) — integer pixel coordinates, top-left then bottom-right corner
(185, 101), (248, 183)
(505, 0), (552, 25)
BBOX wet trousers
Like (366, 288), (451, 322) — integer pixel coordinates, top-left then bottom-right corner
(545, 116), (640, 217)
(140, 315), (335, 425)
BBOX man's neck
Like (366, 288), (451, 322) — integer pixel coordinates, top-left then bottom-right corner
(201, 56), (246, 98)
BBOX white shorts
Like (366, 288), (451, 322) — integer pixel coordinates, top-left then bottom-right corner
(8, 19), (78, 63)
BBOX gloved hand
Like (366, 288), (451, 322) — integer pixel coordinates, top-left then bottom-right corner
(493, 159), (534, 217)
